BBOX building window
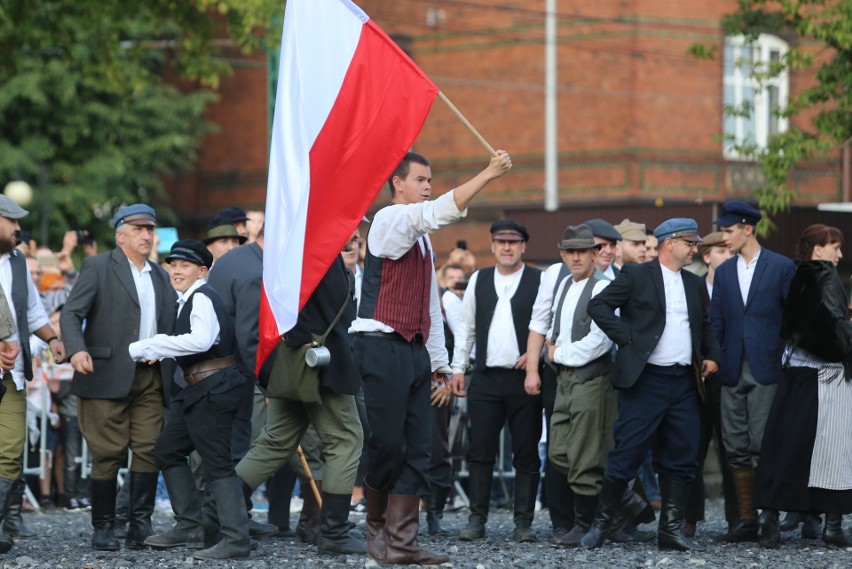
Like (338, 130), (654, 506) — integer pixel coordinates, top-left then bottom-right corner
(723, 34), (789, 159)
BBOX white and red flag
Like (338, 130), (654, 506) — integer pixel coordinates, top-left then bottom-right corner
(258, 0), (438, 374)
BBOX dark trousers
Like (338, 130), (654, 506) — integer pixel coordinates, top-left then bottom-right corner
(155, 379), (252, 483)
(685, 379), (738, 523)
(428, 404), (452, 493)
(606, 364), (701, 484)
(355, 334), (432, 496)
(467, 367), (542, 475)
(540, 362), (575, 530)
(354, 387), (370, 487)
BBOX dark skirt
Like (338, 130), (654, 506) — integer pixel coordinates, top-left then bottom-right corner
(755, 366), (852, 514)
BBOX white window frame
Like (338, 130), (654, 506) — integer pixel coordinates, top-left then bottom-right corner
(723, 34), (789, 159)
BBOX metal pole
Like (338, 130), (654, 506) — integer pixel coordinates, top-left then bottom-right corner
(544, 0), (559, 212)
(38, 162), (49, 248)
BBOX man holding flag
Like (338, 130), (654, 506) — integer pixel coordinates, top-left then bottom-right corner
(351, 150), (511, 564)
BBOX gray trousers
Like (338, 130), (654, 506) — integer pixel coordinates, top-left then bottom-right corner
(720, 360), (777, 469)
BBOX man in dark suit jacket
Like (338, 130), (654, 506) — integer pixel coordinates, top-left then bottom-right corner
(710, 200), (795, 547)
(60, 204), (177, 551)
(580, 218), (721, 552)
(234, 235), (366, 555)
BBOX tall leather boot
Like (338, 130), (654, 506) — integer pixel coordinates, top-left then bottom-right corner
(657, 478), (705, 551)
(3, 477), (35, 540)
(317, 492), (367, 554)
(90, 478), (120, 551)
(144, 465), (204, 549)
(758, 509), (780, 549)
(717, 466), (758, 542)
(552, 493), (597, 547)
(296, 480), (322, 545)
(0, 477), (16, 553)
(365, 481), (388, 561)
(823, 513), (851, 547)
(125, 471), (158, 549)
(579, 477), (627, 549)
(241, 480), (279, 538)
(113, 478), (130, 539)
(194, 476), (250, 560)
(610, 487), (656, 543)
(426, 485), (454, 537)
(383, 494), (449, 565)
(513, 472), (539, 542)
(459, 462), (492, 541)
(201, 487), (221, 548)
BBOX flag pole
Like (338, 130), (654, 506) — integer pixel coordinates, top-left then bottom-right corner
(438, 91), (498, 157)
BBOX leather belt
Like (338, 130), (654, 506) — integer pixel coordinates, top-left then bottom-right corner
(183, 355), (236, 386)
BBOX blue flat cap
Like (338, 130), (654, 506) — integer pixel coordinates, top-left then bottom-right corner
(714, 200), (761, 227)
(490, 219), (529, 242)
(654, 218), (702, 242)
(583, 218), (622, 243)
(112, 204), (156, 228)
(165, 239), (213, 269)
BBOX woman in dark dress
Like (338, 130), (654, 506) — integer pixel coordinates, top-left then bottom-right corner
(755, 224), (852, 547)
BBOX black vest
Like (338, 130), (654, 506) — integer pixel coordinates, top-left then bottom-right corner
(174, 284), (234, 371)
(10, 252), (32, 380)
(474, 265), (541, 371)
(552, 274), (611, 382)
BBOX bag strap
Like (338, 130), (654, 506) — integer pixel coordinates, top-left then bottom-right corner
(316, 271), (352, 346)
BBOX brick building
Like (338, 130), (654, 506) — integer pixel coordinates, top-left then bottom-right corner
(166, 0), (843, 265)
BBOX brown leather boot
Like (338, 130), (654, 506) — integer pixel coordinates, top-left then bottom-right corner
(365, 482), (388, 561)
(383, 494), (449, 565)
(296, 481), (322, 545)
(717, 467), (758, 542)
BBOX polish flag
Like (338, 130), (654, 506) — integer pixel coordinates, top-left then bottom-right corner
(257, 0), (439, 375)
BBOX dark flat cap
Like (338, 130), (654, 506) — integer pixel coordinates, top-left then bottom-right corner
(216, 206), (249, 223)
(714, 200), (761, 227)
(166, 239), (213, 269)
(558, 224), (600, 251)
(113, 204), (156, 228)
(490, 219), (529, 242)
(654, 218), (702, 242)
(0, 194), (28, 220)
(583, 218), (622, 243)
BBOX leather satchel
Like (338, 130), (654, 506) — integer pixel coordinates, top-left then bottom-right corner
(265, 287), (350, 403)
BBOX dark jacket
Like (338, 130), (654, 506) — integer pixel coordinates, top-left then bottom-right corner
(588, 259), (721, 391)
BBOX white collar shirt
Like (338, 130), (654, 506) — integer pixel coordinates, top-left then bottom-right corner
(127, 257), (157, 341)
(648, 264), (692, 366)
(736, 248), (761, 305)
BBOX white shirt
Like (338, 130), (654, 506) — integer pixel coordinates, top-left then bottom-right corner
(442, 289), (464, 339)
(353, 264), (363, 310)
(648, 264), (692, 366)
(349, 190), (467, 373)
(129, 279), (220, 361)
(128, 258), (157, 341)
(736, 248), (761, 305)
(602, 265), (616, 281)
(706, 280), (713, 301)
(0, 252), (50, 390)
(528, 262), (564, 336)
(450, 266), (525, 373)
(548, 276), (613, 367)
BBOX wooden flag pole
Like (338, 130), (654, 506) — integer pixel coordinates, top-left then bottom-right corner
(438, 91), (498, 157)
(296, 445), (322, 507)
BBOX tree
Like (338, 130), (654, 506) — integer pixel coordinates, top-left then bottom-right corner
(692, 0), (852, 235)
(0, 0), (282, 248)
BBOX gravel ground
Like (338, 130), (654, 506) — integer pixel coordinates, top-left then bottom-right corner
(5, 500), (852, 568)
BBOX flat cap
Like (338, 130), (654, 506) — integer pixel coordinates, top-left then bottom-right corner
(490, 219), (529, 242)
(714, 200), (761, 227)
(654, 218), (702, 242)
(216, 206), (250, 223)
(583, 218), (622, 243)
(204, 218), (247, 245)
(165, 239), (213, 269)
(699, 231), (726, 252)
(112, 204), (156, 228)
(0, 194), (29, 220)
(613, 218), (646, 242)
(558, 224), (600, 251)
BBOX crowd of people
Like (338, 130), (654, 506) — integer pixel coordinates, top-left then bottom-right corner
(0, 148), (849, 563)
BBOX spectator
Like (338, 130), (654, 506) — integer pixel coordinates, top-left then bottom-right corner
(205, 217), (246, 264)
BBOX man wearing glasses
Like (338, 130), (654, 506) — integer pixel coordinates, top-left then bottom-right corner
(580, 218), (721, 552)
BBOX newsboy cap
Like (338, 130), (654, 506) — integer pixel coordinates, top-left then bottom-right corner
(165, 239), (213, 269)
(0, 194), (29, 220)
(613, 219), (646, 242)
(714, 200), (762, 227)
(699, 231), (726, 254)
(490, 219), (529, 242)
(654, 218), (702, 242)
(112, 204), (156, 228)
(558, 224), (600, 251)
(583, 218), (622, 243)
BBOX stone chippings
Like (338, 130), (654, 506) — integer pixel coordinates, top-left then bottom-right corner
(6, 500), (852, 568)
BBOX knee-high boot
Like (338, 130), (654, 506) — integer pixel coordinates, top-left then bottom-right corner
(459, 462), (492, 541)
(125, 471), (158, 549)
(90, 478), (120, 551)
(193, 476), (250, 560)
(383, 494), (449, 565)
(144, 466), (204, 549)
(657, 478), (705, 551)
